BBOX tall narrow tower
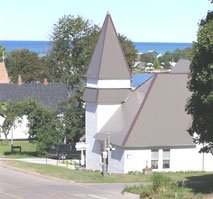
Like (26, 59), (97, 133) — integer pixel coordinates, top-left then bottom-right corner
(84, 14), (131, 170)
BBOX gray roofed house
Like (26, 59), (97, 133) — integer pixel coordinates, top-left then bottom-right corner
(0, 83), (72, 111)
(0, 79), (73, 140)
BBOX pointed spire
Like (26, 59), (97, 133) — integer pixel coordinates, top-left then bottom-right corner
(86, 14), (131, 80)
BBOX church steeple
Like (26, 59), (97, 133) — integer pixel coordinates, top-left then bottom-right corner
(86, 13), (131, 80)
(85, 14), (132, 171)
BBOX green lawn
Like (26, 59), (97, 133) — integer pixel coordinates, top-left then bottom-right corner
(3, 160), (213, 186)
(3, 160), (150, 183)
(0, 140), (37, 158)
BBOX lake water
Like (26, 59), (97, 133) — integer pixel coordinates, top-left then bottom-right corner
(132, 73), (153, 87)
(0, 40), (192, 56)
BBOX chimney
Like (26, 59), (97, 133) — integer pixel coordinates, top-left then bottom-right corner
(17, 75), (22, 85)
(43, 77), (48, 85)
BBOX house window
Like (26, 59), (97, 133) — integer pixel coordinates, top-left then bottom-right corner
(163, 149), (170, 169)
(151, 150), (159, 169)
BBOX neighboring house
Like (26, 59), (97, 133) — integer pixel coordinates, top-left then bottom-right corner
(84, 14), (213, 173)
(0, 76), (72, 140)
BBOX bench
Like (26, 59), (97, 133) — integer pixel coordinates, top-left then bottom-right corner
(11, 145), (22, 153)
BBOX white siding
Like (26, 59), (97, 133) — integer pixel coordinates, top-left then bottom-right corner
(170, 145), (213, 171)
(87, 79), (131, 89)
(85, 102), (102, 170)
(85, 103), (120, 171)
(96, 104), (120, 131)
(108, 146), (125, 173)
(124, 149), (151, 173)
(107, 146), (213, 173)
(0, 116), (29, 140)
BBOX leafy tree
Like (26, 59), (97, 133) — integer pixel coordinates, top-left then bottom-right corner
(0, 102), (7, 117)
(60, 96), (85, 144)
(186, 8), (213, 152)
(118, 34), (138, 67)
(5, 49), (46, 83)
(159, 48), (192, 68)
(140, 51), (158, 65)
(2, 100), (62, 155)
(48, 15), (100, 86)
(0, 46), (6, 62)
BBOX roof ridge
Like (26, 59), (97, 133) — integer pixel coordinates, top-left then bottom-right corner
(96, 14), (108, 79)
(121, 74), (158, 146)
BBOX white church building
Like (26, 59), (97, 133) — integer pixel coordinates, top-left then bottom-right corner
(84, 14), (213, 173)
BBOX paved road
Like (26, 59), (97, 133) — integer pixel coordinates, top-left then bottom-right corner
(0, 166), (139, 199)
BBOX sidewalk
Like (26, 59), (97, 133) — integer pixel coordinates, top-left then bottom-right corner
(0, 157), (79, 169)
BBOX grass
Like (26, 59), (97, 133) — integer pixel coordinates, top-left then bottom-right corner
(0, 140), (37, 158)
(3, 160), (150, 183)
(123, 172), (213, 199)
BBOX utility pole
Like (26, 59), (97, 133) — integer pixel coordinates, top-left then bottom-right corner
(102, 138), (107, 176)
(107, 133), (110, 174)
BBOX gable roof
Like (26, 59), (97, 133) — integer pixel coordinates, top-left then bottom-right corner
(0, 83), (72, 111)
(95, 73), (194, 148)
(86, 14), (131, 80)
(0, 62), (10, 83)
(170, 59), (190, 74)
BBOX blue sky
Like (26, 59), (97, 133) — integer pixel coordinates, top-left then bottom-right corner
(0, 0), (212, 42)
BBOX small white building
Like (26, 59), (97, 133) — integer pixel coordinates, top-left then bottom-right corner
(84, 14), (213, 173)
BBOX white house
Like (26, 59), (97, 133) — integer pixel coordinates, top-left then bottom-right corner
(0, 76), (72, 140)
(84, 14), (213, 173)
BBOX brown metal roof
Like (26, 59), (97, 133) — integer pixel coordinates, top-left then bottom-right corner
(0, 62), (10, 83)
(95, 74), (194, 148)
(84, 88), (131, 104)
(86, 14), (131, 80)
(170, 59), (190, 74)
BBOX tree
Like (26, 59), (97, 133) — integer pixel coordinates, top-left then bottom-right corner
(60, 96), (85, 144)
(0, 46), (6, 62)
(48, 15), (100, 86)
(158, 48), (192, 68)
(2, 100), (62, 155)
(118, 34), (138, 67)
(186, 7), (213, 152)
(5, 49), (46, 83)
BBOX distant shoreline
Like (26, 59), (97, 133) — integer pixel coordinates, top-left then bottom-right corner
(0, 40), (192, 55)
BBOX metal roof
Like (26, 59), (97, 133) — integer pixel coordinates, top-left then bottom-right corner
(95, 74), (194, 148)
(84, 88), (131, 104)
(86, 14), (131, 80)
(170, 59), (190, 74)
(94, 76), (153, 145)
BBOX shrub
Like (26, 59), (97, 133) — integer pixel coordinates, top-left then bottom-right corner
(151, 172), (171, 192)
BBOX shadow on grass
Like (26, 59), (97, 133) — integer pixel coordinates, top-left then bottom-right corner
(184, 174), (213, 194)
(4, 151), (38, 157)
